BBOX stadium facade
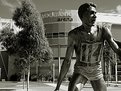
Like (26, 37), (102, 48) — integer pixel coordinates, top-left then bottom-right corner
(41, 10), (80, 77)
(0, 18), (20, 80)
(0, 10), (121, 81)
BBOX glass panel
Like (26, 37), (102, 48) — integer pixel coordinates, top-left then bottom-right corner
(53, 33), (58, 38)
(46, 33), (52, 38)
(58, 32), (65, 37)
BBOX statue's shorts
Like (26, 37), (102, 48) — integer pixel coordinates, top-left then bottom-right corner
(74, 62), (103, 81)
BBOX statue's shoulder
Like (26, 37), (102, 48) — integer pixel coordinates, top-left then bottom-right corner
(68, 26), (82, 36)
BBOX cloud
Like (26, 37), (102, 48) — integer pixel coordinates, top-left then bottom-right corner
(104, 5), (121, 14)
(0, 0), (15, 12)
(104, 9), (115, 13)
(116, 5), (121, 14)
(16, 0), (22, 5)
(1, 0), (13, 7)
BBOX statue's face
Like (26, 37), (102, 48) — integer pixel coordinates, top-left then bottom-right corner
(82, 6), (97, 26)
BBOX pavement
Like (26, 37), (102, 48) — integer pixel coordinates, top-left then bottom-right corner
(0, 81), (120, 91)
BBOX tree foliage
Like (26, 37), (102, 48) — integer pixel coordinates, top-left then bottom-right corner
(12, 0), (53, 63)
(0, 0), (53, 70)
(0, 27), (18, 55)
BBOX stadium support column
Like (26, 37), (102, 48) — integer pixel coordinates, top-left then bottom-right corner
(58, 45), (61, 74)
(115, 61), (118, 84)
(52, 63), (55, 83)
(115, 53), (118, 86)
(102, 22), (112, 82)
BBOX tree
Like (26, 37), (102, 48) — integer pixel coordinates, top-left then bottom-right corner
(0, 0), (53, 90)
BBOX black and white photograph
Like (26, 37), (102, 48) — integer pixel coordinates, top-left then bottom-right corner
(0, 0), (121, 91)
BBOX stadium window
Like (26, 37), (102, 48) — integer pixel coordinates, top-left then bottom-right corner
(53, 33), (58, 38)
(58, 32), (65, 37)
(46, 33), (52, 38)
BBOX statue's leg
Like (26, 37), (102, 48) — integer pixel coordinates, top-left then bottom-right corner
(68, 73), (88, 91)
(90, 78), (107, 91)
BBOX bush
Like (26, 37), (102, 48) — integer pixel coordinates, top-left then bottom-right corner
(10, 74), (21, 81)
(30, 74), (37, 81)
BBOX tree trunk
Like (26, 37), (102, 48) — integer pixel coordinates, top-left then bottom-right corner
(27, 65), (30, 91)
(23, 71), (25, 89)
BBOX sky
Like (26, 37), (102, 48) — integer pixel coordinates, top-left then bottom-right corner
(0, 0), (121, 18)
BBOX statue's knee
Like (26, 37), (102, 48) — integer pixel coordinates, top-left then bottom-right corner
(76, 83), (84, 91)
